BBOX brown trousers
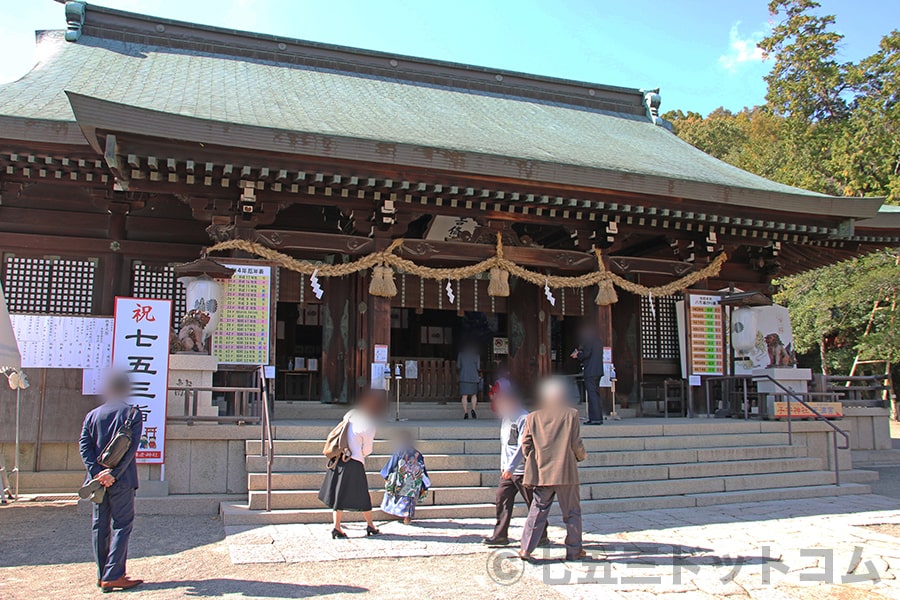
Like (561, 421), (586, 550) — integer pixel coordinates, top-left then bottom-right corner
(520, 485), (583, 558)
(491, 474), (548, 542)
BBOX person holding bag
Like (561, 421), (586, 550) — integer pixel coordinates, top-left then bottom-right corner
(318, 390), (387, 538)
(78, 372), (144, 593)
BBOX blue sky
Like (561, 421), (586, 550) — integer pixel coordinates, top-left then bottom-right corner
(0, 0), (897, 115)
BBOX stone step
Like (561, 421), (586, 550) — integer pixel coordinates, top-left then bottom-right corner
(273, 402), (497, 421)
(246, 432), (792, 456)
(246, 445), (808, 473)
(247, 457), (826, 491)
(267, 419), (826, 441)
(223, 482), (872, 526)
(668, 456), (824, 479)
(14, 470), (85, 493)
(248, 469), (483, 491)
(246, 469), (856, 510)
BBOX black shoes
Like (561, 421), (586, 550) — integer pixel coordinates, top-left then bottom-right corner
(583, 420), (604, 425)
(331, 528), (348, 539)
(463, 413), (469, 420)
(471, 409), (477, 419)
(482, 536), (510, 547)
(366, 525), (381, 536)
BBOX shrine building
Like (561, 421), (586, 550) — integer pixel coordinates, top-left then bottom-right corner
(1, 0), (899, 427)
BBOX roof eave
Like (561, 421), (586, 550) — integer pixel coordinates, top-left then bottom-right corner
(65, 92), (883, 221)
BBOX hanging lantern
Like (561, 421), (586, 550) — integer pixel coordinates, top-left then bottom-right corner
(174, 258), (236, 352)
(731, 306), (758, 355)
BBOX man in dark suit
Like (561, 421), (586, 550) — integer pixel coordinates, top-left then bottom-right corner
(571, 322), (605, 424)
(79, 373), (143, 593)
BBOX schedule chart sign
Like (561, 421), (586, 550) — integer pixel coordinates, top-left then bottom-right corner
(112, 297), (171, 464)
(686, 293), (724, 376)
(213, 263), (272, 365)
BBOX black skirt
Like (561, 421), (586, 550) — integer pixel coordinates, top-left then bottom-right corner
(318, 458), (372, 512)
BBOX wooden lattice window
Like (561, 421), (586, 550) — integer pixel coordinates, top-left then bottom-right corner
(641, 294), (681, 360)
(130, 261), (186, 327)
(2, 255), (96, 314)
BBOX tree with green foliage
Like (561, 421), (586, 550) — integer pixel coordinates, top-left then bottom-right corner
(665, 1), (900, 406)
(774, 250), (900, 374)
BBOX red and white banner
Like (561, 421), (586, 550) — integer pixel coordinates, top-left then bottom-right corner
(112, 297), (171, 464)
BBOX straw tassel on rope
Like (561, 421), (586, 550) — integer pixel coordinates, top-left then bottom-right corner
(369, 264), (398, 297)
(487, 232), (510, 297)
(488, 267), (510, 297)
(593, 248), (618, 306)
(595, 278), (618, 306)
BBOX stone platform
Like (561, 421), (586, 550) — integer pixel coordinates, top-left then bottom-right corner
(223, 417), (878, 526)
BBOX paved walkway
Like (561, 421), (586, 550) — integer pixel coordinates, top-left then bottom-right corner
(2, 494), (899, 599)
(222, 494), (900, 598)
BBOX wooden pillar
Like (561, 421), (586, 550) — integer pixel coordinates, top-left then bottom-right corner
(320, 275), (353, 404)
(507, 277), (548, 397)
(353, 238), (393, 401)
(596, 303), (614, 415)
(99, 204), (128, 314)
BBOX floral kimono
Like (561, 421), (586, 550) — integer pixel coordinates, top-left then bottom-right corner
(380, 448), (430, 519)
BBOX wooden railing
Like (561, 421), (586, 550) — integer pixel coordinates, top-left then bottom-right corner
(396, 358), (459, 401)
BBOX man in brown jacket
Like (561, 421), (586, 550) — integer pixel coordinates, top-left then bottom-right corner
(519, 377), (588, 561)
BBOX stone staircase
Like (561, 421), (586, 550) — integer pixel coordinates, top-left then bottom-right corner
(221, 419), (878, 526)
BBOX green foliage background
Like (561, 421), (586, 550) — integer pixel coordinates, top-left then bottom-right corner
(663, 1), (900, 377)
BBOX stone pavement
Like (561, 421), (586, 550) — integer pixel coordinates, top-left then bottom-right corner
(226, 494), (900, 598)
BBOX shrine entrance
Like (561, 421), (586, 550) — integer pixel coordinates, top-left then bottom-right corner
(390, 309), (507, 402)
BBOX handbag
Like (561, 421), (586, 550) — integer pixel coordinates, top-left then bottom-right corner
(98, 406), (139, 469)
(322, 412), (352, 470)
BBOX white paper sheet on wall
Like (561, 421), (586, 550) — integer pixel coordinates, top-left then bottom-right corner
(10, 314), (114, 369)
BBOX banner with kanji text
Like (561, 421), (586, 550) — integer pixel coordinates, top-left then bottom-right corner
(112, 297), (171, 464)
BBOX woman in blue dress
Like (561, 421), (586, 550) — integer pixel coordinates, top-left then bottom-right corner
(380, 431), (430, 524)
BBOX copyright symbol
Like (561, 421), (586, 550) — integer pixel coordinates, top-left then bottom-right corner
(486, 548), (525, 586)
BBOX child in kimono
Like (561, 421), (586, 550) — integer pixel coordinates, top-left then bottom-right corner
(380, 430), (430, 524)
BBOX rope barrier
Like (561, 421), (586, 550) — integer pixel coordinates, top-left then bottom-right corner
(206, 234), (727, 304)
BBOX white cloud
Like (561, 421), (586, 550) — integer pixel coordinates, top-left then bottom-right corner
(718, 22), (766, 73)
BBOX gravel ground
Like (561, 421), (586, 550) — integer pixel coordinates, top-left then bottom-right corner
(0, 503), (563, 600)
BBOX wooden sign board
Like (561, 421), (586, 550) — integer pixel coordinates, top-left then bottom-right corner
(773, 401), (843, 419)
(684, 291), (725, 377)
(212, 260), (277, 366)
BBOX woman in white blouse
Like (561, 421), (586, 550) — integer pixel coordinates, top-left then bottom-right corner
(318, 390), (387, 538)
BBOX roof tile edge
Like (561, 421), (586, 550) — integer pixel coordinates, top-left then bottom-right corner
(72, 1), (650, 118)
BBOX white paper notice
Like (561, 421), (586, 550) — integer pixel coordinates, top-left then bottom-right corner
(373, 344), (389, 364)
(371, 363), (387, 390)
(10, 315), (113, 369)
(82, 368), (104, 395)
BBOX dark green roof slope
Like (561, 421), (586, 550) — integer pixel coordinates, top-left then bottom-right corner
(0, 2), (884, 219)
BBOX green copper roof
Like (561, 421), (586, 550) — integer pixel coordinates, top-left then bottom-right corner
(0, 3), (883, 219)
